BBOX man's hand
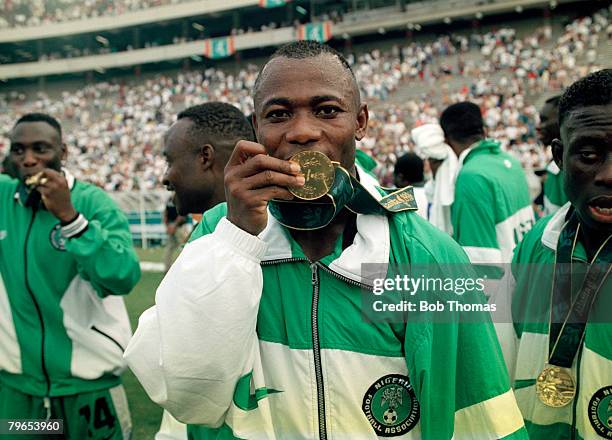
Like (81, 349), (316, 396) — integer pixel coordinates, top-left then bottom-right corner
(225, 141), (304, 236)
(35, 169), (78, 223)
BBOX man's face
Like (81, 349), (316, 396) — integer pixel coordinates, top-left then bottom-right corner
(9, 121), (64, 181)
(555, 104), (612, 231)
(253, 54), (368, 173)
(162, 118), (211, 216)
(537, 101), (559, 147)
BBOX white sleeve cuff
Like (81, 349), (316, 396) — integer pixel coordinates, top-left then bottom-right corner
(213, 217), (268, 261)
(60, 213), (89, 238)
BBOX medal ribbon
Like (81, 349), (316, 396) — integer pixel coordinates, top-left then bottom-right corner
(548, 209), (612, 368)
(269, 165), (418, 230)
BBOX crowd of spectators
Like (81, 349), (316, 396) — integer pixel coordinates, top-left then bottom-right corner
(0, 0), (192, 29)
(1, 6), (609, 193)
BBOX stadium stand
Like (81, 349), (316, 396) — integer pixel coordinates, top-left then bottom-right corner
(0, 1), (609, 244)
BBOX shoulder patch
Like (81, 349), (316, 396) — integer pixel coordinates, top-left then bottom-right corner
(362, 374), (420, 437)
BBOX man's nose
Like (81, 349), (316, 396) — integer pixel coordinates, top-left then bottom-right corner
(285, 113), (321, 145)
(22, 149), (38, 167)
(595, 154), (612, 187)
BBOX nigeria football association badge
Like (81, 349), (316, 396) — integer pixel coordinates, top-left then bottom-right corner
(362, 374), (420, 437)
(588, 386), (612, 438)
(50, 224), (67, 251)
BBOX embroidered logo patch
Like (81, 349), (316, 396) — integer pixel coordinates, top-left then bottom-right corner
(362, 374), (420, 437)
(588, 386), (612, 438)
(49, 224), (67, 251)
(0, 230), (6, 240)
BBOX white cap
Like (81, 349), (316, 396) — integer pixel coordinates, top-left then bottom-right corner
(411, 124), (449, 160)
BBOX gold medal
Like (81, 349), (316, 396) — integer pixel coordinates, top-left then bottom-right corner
(536, 365), (576, 407)
(25, 172), (45, 189)
(288, 151), (336, 201)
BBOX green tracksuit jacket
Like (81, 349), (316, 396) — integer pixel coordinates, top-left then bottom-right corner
(0, 172), (141, 397)
(126, 168), (528, 439)
(511, 203), (612, 439)
(542, 161), (568, 216)
(452, 139), (534, 265)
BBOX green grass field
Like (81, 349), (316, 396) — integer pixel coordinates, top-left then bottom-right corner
(123, 248), (174, 439)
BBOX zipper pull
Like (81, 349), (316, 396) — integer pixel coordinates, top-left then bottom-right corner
(43, 396), (51, 420)
(311, 263), (318, 285)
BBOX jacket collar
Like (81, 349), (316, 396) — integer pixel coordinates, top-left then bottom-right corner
(258, 164), (389, 284)
(541, 202), (572, 251)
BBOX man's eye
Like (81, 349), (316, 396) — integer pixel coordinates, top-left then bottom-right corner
(580, 151), (599, 162)
(266, 110), (290, 119)
(33, 144), (51, 153)
(316, 106), (340, 117)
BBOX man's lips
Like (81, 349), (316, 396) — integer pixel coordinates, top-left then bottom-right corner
(588, 195), (612, 209)
(588, 206), (612, 223)
(588, 196), (612, 223)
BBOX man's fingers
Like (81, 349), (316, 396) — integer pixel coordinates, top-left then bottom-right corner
(250, 186), (295, 203)
(227, 140), (267, 167)
(226, 141), (301, 178)
(236, 154), (301, 179)
(243, 170), (305, 190)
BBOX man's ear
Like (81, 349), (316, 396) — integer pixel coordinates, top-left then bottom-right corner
(61, 143), (68, 161)
(251, 114), (259, 141)
(199, 144), (215, 171)
(551, 138), (564, 170)
(355, 103), (369, 141)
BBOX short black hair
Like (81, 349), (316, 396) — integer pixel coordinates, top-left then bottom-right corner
(253, 40), (358, 106)
(271, 40), (353, 76)
(439, 102), (484, 144)
(14, 113), (62, 140)
(394, 152), (424, 184)
(177, 102), (255, 147)
(558, 69), (612, 126)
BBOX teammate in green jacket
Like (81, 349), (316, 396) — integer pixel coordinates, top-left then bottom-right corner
(0, 113), (141, 439)
(537, 95), (568, 216)
(441, 102), (534, 267)
(511, 69), (612, 439)
(156, 102), (256, 440)
(126, 41), (528, 440)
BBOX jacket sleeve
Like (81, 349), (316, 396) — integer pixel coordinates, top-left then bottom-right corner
(64, 205), (141, 297)
(124, 218), (267, 426)
(402, 242), (526, 440)
(452, 171), (503, 265)
(407, 316), (527, 439)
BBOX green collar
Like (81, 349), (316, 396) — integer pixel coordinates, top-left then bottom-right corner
(462, 139), (501, 164)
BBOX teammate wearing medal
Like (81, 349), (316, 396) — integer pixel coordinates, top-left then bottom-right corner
(126, 41), (527, 439)
(0, 113), (140, 439)
(510, 69), (612, 439)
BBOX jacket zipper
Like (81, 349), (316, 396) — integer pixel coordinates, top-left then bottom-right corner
(310, 263), (327, 440)
(91, 326), (125, 352)
(261, 258), (371, 439)
(24, 211), (51, 416)
(570, 347), (583, 440)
